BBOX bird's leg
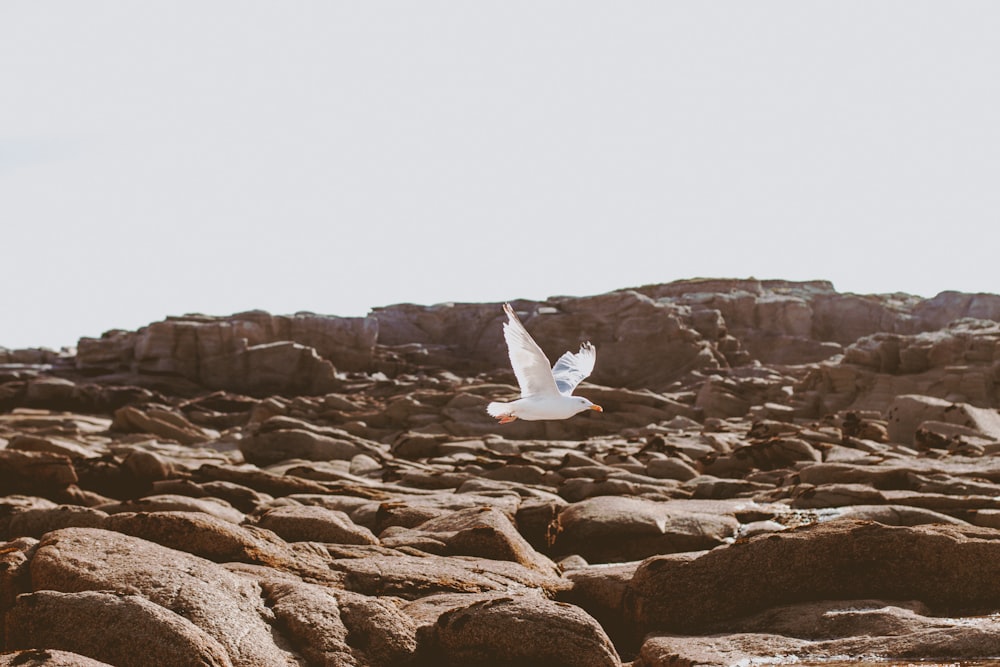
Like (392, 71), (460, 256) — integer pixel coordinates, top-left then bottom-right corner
(497, 414), (517, 424)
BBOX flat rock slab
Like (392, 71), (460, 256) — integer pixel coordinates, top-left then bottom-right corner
(239, 428), (361, 465)
(636, 608), (1000, 667)
(625, 519), (1000, 638)
(103, 510), (297, 567)
(552, 495), (739, 562)
(318, 547), (568, 599)
(0, 649), (118, 667)
(255, 503), (378, 545)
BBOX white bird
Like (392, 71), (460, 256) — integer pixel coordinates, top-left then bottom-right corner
(486, 302), (603, 423)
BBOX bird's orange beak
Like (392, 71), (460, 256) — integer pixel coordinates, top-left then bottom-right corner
(590, 405), (603, 412)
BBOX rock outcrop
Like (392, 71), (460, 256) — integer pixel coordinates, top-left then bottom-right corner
(3, 278), (1000, 665)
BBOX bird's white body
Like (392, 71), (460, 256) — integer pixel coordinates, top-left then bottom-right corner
(487, 302), (602, 423)
(487, 394), (598, 421)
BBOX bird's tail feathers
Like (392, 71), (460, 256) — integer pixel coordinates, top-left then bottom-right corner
(486, 401), (509, 417)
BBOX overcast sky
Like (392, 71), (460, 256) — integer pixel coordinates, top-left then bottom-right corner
(3, 2), (999, 349)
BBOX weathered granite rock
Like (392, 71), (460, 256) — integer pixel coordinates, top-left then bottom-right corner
(0, 536), (37, 641)
(255, 504), (378, 545)
(3, 505), (108, 540)
(0, 450), (78, 493)
(794, 319), (1000, 416)
(403, 591), (621, 667)
(552, 496), (738, 562)
(834, 504), (970, 526)
(102, 510), (297, 567)
(0, 649), (117, 667)
(315, 546), (567, 599)
(886, 393), (1000, 444)
(625, 520), (1000, 638)
(335, 589), (420, 666)
(77, 311), (376, 389)
(6, 433), (102, 460)
(97, 494), (244, 524)
(380, 506), (559, 575)
(5, 590), (234, 667)
(28, 528), (300, 665)
(239, 427), (362, 465)
(111, 405), (219, 445)
(261, 578), (368, 666)
(634, 598), (1000, 666)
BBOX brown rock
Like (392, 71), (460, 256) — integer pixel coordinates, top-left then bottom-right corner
(5, 590), (234, 667)
(0, 649), (117, 667)
(261, 579), (357, 666)
(239, 428), (361, 466)
(97, 494), (244, 524)
(112, 405), (219, 445)
(635, 599), (1000, 666)
(4, 505), (108, 540)
(373, 501), (451, 533)
(633, 632), (808, 667)
(552, 496), (738, 562)
(0, 450), (78, 492)
(78, 311), (375, 393)
(403, 591), (621, 667)
(335, 589), (420, 666)
(836, 504), (970, 526)
(379, 506), (559, 575)
(376, 291), (722, 391)
(103, 510), (296, 567)
(320, 548), (567, 599)
(0, 536), (37, 641)
(625, 519), (1000, 638)
(256, 504), (378, 545)
(886, 394), (1000, 445)
(645, 457), (699, 481)
(192, 463), (332, 496)
(789, 483), (887, 508)
(695, 377), (751, 418)
(29, 528), (300, 665)
(7, 434), (101, 459)
(559, 561), (640, 648)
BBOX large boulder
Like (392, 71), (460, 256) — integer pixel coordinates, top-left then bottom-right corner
(625, 519), (1000, 638)
(26, 528), (300, 665)
(403, 592), (620, 667)
(885, 394), (1000, 445)
(5, 590), (234, 667)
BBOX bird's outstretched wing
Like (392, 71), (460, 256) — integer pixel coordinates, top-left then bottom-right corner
(551, 341), (596, 395)
(501, 303), (561, 399)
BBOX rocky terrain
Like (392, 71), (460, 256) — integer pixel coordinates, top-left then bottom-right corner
(3, 278), (1000, 666)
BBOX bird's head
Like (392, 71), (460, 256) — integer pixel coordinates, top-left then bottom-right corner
(574, 396), (603, 415)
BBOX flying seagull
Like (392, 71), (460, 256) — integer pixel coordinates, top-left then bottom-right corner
(486, 302), (603, 423)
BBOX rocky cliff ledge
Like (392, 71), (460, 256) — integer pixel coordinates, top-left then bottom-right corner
(3, 278), (1000, 666)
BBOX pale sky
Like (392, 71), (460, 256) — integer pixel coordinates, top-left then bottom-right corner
(2, 2), (999, 349)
